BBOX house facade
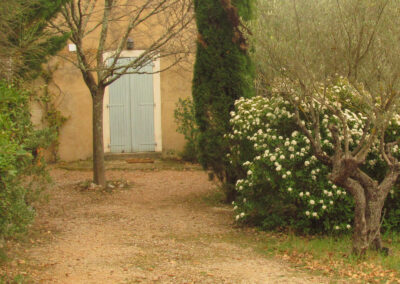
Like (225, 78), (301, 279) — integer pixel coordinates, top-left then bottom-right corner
(32, 45), (194, 162)
(29, 1), (196, 162)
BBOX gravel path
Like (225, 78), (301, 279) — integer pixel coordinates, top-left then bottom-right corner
(20, 169), (328, 283)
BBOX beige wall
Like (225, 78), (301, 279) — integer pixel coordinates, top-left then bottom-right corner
(54, 59), (94, 161)
(161, 59), (193, 153)
(38, 2), (196, 161)
(48, 47), (193, 161)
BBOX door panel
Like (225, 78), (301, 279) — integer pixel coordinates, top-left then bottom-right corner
(108, 58), (155, 153)
(131, 64), (155, 152)
(109, 58), (132, 152)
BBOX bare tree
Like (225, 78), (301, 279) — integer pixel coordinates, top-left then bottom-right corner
(255, 0), (400, 254)
(53, 0), (193, 186)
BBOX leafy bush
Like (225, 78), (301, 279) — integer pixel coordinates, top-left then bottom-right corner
(174, 98), (199, 162)
(0, 82), (54, 239)
(227, 79), (400, 234)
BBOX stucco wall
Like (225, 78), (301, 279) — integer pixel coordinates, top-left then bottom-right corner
(49, 48), (193, 161)
(161, 59), (194, 153)
(38, 2), (196, 162)
(53, 59), (94, 161)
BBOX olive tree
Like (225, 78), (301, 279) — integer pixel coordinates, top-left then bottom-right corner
(254, 0), (400, 254)
(52, 0), (193, 186)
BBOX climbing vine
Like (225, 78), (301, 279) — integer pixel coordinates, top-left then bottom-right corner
(36, 65), (68, 162)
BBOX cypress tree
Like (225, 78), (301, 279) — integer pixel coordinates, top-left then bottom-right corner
(192, 0), (255, 201)
(0, 0), (70, 80)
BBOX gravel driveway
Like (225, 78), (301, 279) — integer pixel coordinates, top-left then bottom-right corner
(15, 168), (328, 283)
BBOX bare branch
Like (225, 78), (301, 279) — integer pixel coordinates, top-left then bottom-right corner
(293, 103), (332, 166)
(81, 0), (97, 33)
(328, 123), (342, 160)
(378, 164), (400, 197)
(351, 119), (371, 156)
(96, 0), (113, 82)
(55, 0), (194, 93)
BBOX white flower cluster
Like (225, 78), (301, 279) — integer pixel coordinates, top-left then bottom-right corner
(232, 201), (246, 220)
(227, 80), (400, 231)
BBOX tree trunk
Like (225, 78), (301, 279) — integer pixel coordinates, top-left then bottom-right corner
(352, 193), (368, 255)
(329, 157), (396, 255)
(352, 185), (385, 255)
(365, 199), (385, 251)
(92, 88), (106, 187)
(224, 168), (238, 203)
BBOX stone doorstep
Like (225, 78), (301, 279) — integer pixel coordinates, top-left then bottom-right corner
(104, 152), (162, 161)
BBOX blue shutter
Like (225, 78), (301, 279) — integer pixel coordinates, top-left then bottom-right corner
(109, 58), (132, 152)
(130, 63), (155, 152)
(108, 58), (155, 153)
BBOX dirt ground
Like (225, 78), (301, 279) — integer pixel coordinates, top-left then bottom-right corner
(5, 167), (330, 283)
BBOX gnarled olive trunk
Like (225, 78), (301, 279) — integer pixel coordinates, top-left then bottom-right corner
(330, 157), (397, 255)
(92, 88), (106, 187)
(352, 188), (385, 255)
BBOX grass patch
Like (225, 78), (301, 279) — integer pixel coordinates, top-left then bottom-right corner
(246, 230), (400, 282)
(0, 274), (27, 284)
(0, 248), (7, 265)
(199, 227), (400, 281)
(201, 188), (226, 207)
(196, 187), (400, 282)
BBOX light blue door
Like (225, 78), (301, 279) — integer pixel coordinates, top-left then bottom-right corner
(108, 59), (155, 153)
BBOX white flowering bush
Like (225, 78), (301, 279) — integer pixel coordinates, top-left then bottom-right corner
(227, 79), (400, 234)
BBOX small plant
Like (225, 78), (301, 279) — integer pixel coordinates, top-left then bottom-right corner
(174, 97), (199, 162)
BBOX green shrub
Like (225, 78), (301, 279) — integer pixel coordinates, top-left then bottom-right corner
(192, 0), (255, 201)
(227, 79), (400, 234)
(174, 98), (199, 162)
(0, 82), (54, 239)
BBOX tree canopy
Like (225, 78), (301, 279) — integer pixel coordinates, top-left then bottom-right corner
(253, 0), (400, 254)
